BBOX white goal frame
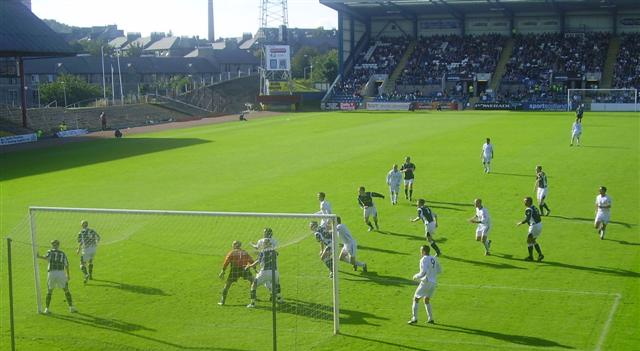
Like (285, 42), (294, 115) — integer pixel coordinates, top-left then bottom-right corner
(28, 206), (340, 335)
(567, 88), (638, 112)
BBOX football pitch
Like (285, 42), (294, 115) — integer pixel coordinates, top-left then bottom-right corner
(1, 110), (638, 351)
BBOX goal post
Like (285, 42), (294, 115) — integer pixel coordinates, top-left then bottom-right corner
(26, 206), (341, 349)
(567, 88), (638, 112)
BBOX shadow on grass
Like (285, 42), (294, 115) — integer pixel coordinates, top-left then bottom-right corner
(493, 253), (640, 278)
(429, 205), (465, 212)
(489, 172), (533, 178)
(377, 230), (424, 241)
(340, 333), (432, 351)
(0, 137), (211, 181)
(47, 312), (238, 350)
(428, 200), (475, 208)
(605, 239), (640, 246)
(341, 270), (415, 287)
(431, 323), (574, 349)
(358, 244), (409, 256)
(252, 297), (388, 326)
(580, 145), (631, 150)
(547, 215), (635, 229)
(442, 254), (526, 270)
(90, 279), (170, 296)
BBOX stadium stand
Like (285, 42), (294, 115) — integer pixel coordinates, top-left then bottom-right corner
(613, 33), (640, 89)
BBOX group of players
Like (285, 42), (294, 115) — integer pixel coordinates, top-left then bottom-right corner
(37, 106), (613, 324)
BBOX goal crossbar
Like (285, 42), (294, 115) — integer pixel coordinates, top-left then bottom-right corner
(28, 206), (341, 335)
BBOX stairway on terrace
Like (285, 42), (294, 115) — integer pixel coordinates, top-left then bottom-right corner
(600, 36), (621, 89)
(489, 37), (514, 92)
(384, 40), (417, 95)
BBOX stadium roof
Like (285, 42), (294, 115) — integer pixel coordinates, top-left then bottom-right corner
(0, 0), (75, 57)
(320, 0), (640, 19)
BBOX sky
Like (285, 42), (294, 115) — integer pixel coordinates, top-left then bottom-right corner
(31, 0), (338, 39)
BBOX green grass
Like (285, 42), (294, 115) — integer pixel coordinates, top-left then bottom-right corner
(1, 110), (638, 351)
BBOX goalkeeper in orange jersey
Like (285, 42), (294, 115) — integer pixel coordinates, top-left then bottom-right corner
(218, 241), (255, 306)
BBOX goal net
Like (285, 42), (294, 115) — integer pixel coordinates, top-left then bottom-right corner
(567, 88), (638, 112)
(3, 206), (340, 350)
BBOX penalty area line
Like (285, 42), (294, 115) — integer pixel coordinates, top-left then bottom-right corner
(595, 293), (622, 351)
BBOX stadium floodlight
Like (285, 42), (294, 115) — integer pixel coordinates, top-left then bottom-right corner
(567, 88), (638, 112)
(26, 206), (340, 349)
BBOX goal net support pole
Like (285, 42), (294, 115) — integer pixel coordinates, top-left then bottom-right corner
(567, 88), (638, 112)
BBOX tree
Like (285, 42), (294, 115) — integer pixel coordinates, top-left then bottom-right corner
(74, 39), (114, 56)
(40, 74), (105, 106)
(311, 49), (338, 83)
(125, 43), (144, 57)
(291, 46), (319, 79)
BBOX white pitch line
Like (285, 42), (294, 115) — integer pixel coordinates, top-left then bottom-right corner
(595, 293), (622, 351)
(440, 283), (620, 297)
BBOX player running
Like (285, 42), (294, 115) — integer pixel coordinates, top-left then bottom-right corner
(77, 220), (101, 283)
(469, 198), (492, 255)
(570, 119), (582, 146)
(594, 186), (612, 240)
(534, 165), (551, 216)
(335, 217), (367, 272)
(481, 138), (494, 173)
(246, 240), (282, 308)
(358, 186), (385, 232)
(401, 157), (416, 201)
(386, 164), (403, 205)
(516, 197), (544, 261)
(408, 245), (442, 325)
(411, 199), (442, 256)
(37, 240), (78, 314)
(218, 241), (255, 306)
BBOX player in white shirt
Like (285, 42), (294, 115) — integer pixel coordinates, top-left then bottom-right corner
(335, 217), (367, 272)
(468, 198), (492, 256)
(251, 228), (278, 252)
(386, 164), (403, 205)
(481, 138), (494, 173)
(594, 186), (612, 240)
(570, 119), (582, 146)
(408, 245), (442, 325)
(316, 192), (333, 229)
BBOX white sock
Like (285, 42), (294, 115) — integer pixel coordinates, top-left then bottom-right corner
(425, 303), (433, 321)
(412, 300), (419, 320)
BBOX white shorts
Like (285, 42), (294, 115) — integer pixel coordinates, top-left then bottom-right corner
(363, 206), (377, 218)
(572, 131), (581, 139)
(414, 280), (437, 299)
(476, 224), (490, 238)
(537, 187), (548, 202)
(255, 269), (279, 287)
(389, 183), (401, 193)
(47, 270), (68, 290)
(595, 212), (610, 224)
(425, 222), (436, 236)
(482, 156), (492, 163)
(404, 179), (414, 186)
(82, 246), (97, 261)
(341, 243), (356, 259)
(528, 222), (542, 238)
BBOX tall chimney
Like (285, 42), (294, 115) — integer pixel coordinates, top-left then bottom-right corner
(208, 0), (215, 42)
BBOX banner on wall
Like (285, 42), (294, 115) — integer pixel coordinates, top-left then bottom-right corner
(523, 103), (568, 111)
(264, 45), (291, 71)
(474, 102), (515, 110)
(340, 102), (357, 110)
(420, 20), (459, 29)
(0, 133), (37, 146)
(366, 102), (411, 111)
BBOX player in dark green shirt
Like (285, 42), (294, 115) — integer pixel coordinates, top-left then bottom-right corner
(37, 240), (77, 314)
(401, 156), (416, 201)
(358, 186), (385, 231)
